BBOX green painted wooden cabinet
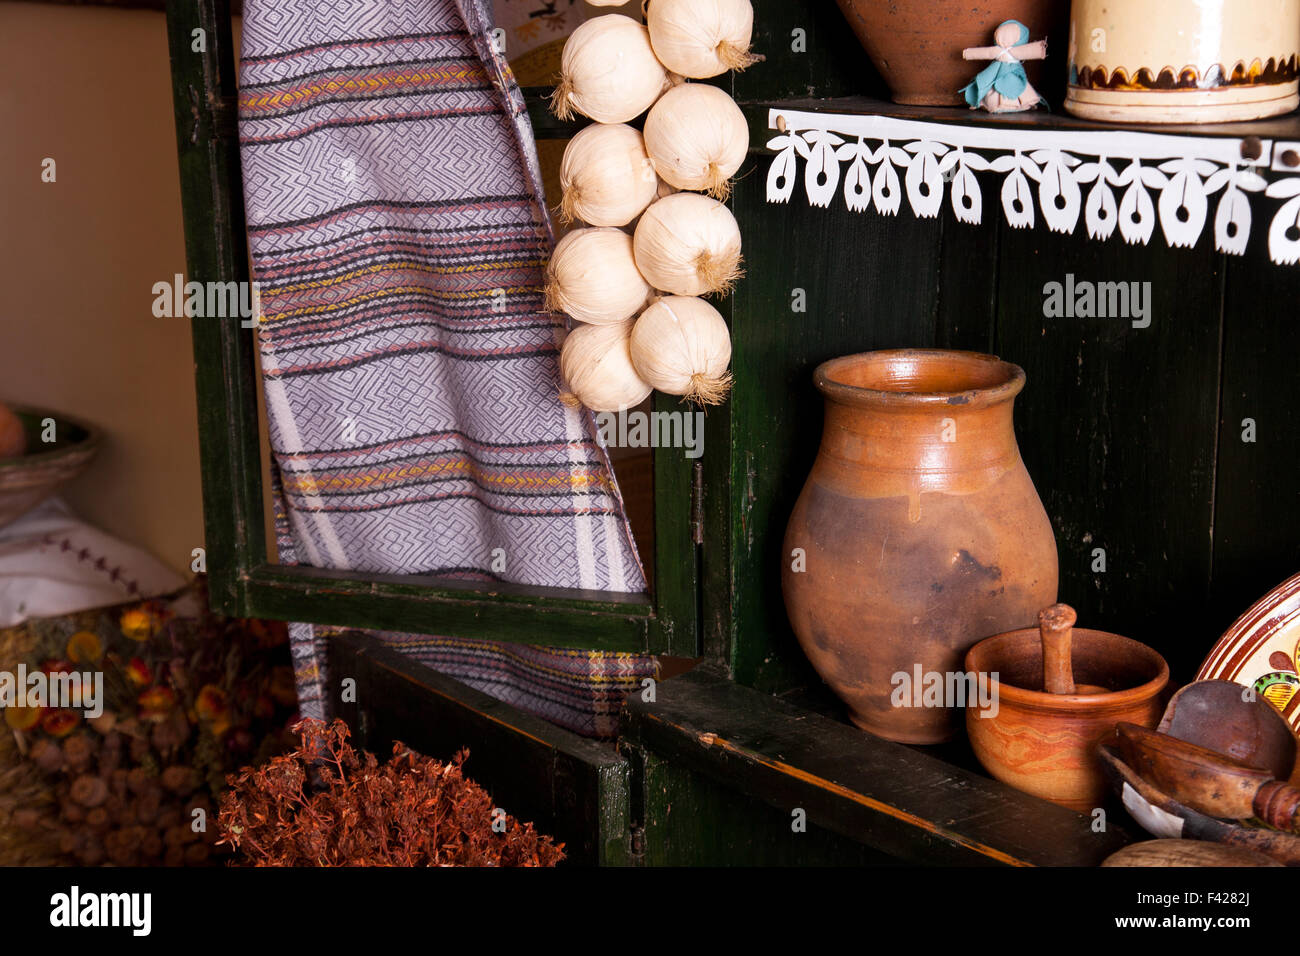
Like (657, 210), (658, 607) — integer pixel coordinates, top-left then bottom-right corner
(167, 0), (1299, 865)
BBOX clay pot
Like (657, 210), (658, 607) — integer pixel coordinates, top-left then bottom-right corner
(782, 349), (1058, 744)
(834, 0), (1062, 106)
(1066, 0), (1300, 124)
(965, 608), (1169, 811)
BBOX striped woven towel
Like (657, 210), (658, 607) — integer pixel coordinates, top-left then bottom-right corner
(238, 0), (654, 739)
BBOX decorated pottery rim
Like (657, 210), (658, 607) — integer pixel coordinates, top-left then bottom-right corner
(1072, 55), (1300, 92)
(965, 627), (1170, 714)
(814, 349), (1026, 410)
(1196, 571), (1300, 734)
(1198, 570), (1300, 679)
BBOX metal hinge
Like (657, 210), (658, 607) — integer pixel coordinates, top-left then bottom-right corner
(629, 824), (646, 863)
(690, 460), (704, 546)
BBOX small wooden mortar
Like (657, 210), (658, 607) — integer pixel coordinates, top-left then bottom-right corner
(964, 604), (1169, 812)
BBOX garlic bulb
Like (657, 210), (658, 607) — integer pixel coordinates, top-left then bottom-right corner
(643, 83), (748, 200)
(647, 0), (759, 78)
(560, 320), (653, 412)
(550, 15), (670, 124)
(634, 193), (742, 296)
(559, 123), (659, 227)
(544, 227), (652, 325)
(630, 296), (733, 405)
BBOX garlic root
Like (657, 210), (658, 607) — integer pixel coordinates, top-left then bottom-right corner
(548, 76), (576, 121)
(704, 162), (733, 202)
(685, 369), (733, 406)
(716, 41), (762, 72)
(693, 250), (744, 295)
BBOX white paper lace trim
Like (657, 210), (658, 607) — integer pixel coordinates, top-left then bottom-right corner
(765, 108), (1300, 265)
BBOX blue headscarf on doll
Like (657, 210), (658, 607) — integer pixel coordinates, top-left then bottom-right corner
(962, 20), (1031, 108)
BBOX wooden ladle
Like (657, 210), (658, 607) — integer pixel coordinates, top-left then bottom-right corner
(1158, 679), (1296, 780)
(1039, 603), (1107, 695)
(1117, 723), (1300, 832)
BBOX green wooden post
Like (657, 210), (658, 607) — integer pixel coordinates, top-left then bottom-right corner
(165, 0), (264, 617)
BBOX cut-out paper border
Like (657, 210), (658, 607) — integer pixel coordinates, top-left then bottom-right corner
(766, 108), (1300, 265)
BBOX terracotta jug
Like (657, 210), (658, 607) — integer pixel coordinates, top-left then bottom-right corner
(835, 0), (1062, 106)
(782, 350), (1058, 744)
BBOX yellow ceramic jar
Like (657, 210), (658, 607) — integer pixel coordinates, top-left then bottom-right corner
(1066, 0), (1300, 122)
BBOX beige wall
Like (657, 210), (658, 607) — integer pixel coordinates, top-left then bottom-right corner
(0, 2), (203, 576)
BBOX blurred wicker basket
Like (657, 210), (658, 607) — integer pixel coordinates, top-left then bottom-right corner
(0, 408), (99, 528)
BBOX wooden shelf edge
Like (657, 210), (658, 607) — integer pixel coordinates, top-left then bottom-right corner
(246, 562), (653, 613)
(741, 93), (1300, 141)
(242, 567), (659, 654)
(622, 666), (1133, 866)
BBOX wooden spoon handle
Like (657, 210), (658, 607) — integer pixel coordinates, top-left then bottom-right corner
(1255, 780), (1300, 832)
(1039, 603), (1078, 695)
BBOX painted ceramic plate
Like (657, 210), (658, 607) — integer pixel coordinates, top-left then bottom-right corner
(1198, 572), (1300, 736)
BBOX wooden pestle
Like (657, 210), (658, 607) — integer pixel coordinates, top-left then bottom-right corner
(1039, 603), (1078, 694)
(1037, 603), (1109, 695)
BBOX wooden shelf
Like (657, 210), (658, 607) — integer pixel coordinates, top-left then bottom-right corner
(621, 666), (1132, 866)
(749, 94), (1300, 142)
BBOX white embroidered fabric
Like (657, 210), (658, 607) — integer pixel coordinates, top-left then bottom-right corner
(0, 497), (185, 627)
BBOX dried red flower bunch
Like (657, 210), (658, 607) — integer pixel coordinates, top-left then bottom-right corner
(217, 718), (565, 867)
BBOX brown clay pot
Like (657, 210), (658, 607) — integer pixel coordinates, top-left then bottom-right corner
(964, 613), (1169, 812)
(781, 350), (1058, 744)
(834, 0), (1061, 106)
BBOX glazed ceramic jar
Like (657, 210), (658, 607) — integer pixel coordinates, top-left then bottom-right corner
(781, 350), (1059, 744)
(1066, 0), (1300, 122)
